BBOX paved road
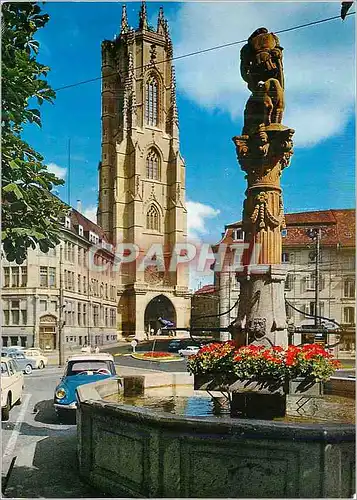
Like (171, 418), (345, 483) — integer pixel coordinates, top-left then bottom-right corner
(1, 354), (187, 497)
(1, 367), (105, 498)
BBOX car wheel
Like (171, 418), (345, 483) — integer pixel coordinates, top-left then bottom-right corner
(2, 394), (11, 421)
(24, 364), (32, 375)
(39, 361), (45, 369)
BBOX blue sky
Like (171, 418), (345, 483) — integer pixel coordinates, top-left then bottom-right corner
(24, 1), (355, 267)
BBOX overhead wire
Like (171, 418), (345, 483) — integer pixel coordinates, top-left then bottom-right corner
(51, 11), (355, 93)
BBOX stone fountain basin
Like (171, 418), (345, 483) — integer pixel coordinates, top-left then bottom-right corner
(76, 373), (355, 499)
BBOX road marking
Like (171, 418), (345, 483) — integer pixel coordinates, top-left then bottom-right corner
(2, 393), (32, 462)
(14, 440), (38, 468)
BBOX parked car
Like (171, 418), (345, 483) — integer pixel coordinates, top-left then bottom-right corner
(1, 356), (24, 420)
(53, 353), (117, 420)
(23, 349), (48, 369)
(1, 348), (36, 374)
(178, 345), (201, 357)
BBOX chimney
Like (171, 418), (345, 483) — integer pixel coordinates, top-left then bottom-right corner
(77, 200), (82, 213)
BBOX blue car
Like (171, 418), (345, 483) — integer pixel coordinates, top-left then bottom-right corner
(53, 353), (117, 420)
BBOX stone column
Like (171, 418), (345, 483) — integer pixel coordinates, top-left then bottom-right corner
(232, 127), (294, 348)
(231, 27), (295, 349)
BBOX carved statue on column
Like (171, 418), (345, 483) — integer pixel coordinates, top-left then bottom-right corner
(231, 28), (295, 349)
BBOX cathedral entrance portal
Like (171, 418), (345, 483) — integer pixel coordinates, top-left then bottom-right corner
(144, 295), (176, 335)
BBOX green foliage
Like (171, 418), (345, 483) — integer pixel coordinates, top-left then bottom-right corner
(2, 2), (67, 264)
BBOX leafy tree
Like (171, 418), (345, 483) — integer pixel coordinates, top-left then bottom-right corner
(2, 2), (67, 264)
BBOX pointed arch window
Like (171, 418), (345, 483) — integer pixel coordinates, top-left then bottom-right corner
(146, 205), (160, 231)
(146, 148), (160, 180)
(145, 75), (158, 126)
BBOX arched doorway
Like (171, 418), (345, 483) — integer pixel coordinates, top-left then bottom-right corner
(39, 314), (57, 350)
(144, 295), (176, 335)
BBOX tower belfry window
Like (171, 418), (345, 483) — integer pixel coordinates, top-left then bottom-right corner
(146, 205), (160, 231)
(145, 76), (158, 126)
(146, 149), (160, 180)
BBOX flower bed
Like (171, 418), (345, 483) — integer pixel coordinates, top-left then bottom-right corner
(131, 351), (181, 362)
(187, 342), (341, 392)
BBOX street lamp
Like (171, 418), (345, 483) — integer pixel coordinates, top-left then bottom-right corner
(306, 228), (322, 329)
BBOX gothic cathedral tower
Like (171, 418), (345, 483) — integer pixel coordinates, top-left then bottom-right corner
(98, 3), (191, 339)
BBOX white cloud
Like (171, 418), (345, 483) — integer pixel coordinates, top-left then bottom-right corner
(186, 200), (220, 241)
(172, 2), (355, 147)
(83, 205), (97, 224)
(47, 162), (67, 179)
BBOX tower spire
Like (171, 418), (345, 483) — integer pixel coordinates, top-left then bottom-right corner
(157, 6), (165, 34)
(139, 1), (148, 30)
(120, 4), (129, 34)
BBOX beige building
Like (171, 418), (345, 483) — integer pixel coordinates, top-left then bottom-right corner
(215, 209), (355, 352)
(1, 208), (118, 350)
(191, 285), (219, 330)
(97, 4), (191, 338)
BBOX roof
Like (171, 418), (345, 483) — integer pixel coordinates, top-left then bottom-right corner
(222, 209), (355, 248)
(66, 353), (114, 362)
(69, 208), (109, 242)
(194, 284), (216, 295)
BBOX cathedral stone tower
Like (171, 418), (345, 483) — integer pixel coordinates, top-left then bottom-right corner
(98, 3), (191, 338)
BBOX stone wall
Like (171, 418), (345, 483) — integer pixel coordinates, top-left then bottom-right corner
(76, 376), (355, 498)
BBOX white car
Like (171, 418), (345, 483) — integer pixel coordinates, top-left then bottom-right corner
(1, 356), (24, 421)
(178, 346), (200, 357)
(23, 349), (48, 369)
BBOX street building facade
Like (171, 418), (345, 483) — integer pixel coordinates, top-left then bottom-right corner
(1, 208), (118, 350)
(97, 5), (191, 339)
(215, 209), (355, 353)
(191, 285), (219, 331)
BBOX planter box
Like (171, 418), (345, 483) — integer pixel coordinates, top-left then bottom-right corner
(288, 378), (323, 396)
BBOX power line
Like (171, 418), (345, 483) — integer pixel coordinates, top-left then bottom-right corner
(51, 11), (355, 93)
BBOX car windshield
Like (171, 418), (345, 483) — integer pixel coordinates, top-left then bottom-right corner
(66, 360), (114, 376)
(1, 362), (9, 376)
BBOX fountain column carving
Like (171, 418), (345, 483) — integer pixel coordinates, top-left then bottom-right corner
(232, 28), (294, 348)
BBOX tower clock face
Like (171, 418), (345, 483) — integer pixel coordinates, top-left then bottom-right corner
(144, 265), (165, 284)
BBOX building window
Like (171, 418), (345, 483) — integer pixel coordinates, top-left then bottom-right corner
(3, 267), (10, 287)
(40, 267), (48, 287)
(83, 276), (87, 294)
(40, 300), (47, 313)
(78, 303), (81, 326)
(344, 307), (355, 324)
(232, 229), (244, 241)
(105, 308), (108, 326)
(306, 273), (316, 291)
(65, 216), (71, 229)
(20, 267), (27, 287)
(12, 267), (20, 287)
(145, 75), (158, 126)
(89, 232), (99, 244)
(83, 304), (87, 326)
(345, 254), (355, 270)
(93, 305), (99, 326)
(78, 274), (81, 293)
(285, 273), (293, 291)
(146, 205), (160, 231)
(11, 300), (20, 325)
(344, 279), (355, 298)
(146, 148), (160, 180)
(282, 252), (290, 263)
(50, 301), (57, 312)
(49, 267), (56, 288)
(78, 225), (84, 237)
